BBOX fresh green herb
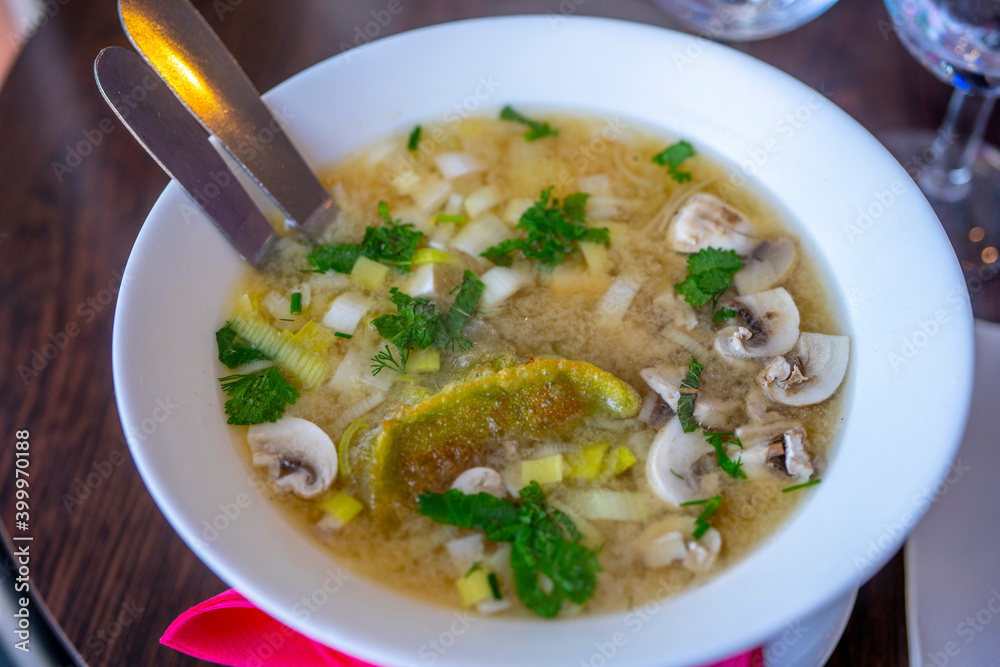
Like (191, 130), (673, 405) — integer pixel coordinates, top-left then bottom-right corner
(279, 318), (295, 322)
(670, 469), (685, 480)
(417, 481), (601, 618)
(466, 561), (483, 576)
(679, 494), (722, 539)
(652, 140), (696, 184)
(333, 332), (353, 340)
(487, 572), (502, 600)
(289, 292), (302, 315)
(481, 186), (609, 268)
(407, 125), (422, 152)
(704, 432), (746, 480)
(712, 307), (737, 323)
(307, 202), (424, 274)
(370, 271), (485, 373)
(677, 357), (705, 433)
(219, 367), (299, 425)
(215, 323), (272, 369)
(434, 213), (466, 224)
(782, 479), (821, 493)
(674, 247), (742, 309)
(499, 105), (558, 141)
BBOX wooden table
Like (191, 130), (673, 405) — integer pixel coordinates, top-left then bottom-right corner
(0, 1), (995, 665)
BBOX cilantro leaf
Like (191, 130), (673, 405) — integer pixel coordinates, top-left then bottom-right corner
(407, 125), (421, 152)
(437, 270), (485, 351)
(679, 494), (722, 539)
(652, 140), (696, 184)
(712, 307), (737, 323)
(677, 357), (704, 433)
(704, 432), (746, 480)
(499, 105), (558, 141)
(418, 482), (601, 618)
(481, 186), (609, 268)
(216, 323), (272, 369)
(219, 367), (299, 425)
(674, 247), (742, 309)
(307, 201), (424, 274)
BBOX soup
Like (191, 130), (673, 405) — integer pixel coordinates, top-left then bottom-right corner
(213, 111), (848, 618)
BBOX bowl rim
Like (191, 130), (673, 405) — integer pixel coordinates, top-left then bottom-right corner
(112, 14), (975, 667)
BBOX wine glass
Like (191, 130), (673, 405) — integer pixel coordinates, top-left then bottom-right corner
(881, 0), (1000, 281)
(650, 0), (840, 41)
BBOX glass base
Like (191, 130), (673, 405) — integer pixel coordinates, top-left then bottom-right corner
(880, 129), (1000, 286)
(650, 0), (840, 41)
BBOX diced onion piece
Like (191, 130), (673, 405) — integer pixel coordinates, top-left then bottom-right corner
(360, 355), (397, 392)
(660, 326), (712, 359)
(322, 293), (371, 335)
(576, 174), (611, 195)
(290, 320), (334, 355)
(607, 446), (637, 475)
(230, 311), (327, 388)
(429, 224), (457, 250)
(564, 442), (610, 481)
(413, 177), (453, 213)
(435, 152), (482, 180)
(350, 257), (389, 291)
(262, 290), (292, 321)
(464, 184), (502, 218)
(587, 196), (621, 219)
(410, 348), (440, 373)
(413, 248), (457, 266)
(502, 197), (534, 226)
(576, 490), (651, 521)
(521, 455), (564, 485)
(450, 213), (510, 258)
(579, 241), (611, 274)
(477, 599), (512, 615)
(407, 264), (438, 299)
(318, 492), (364, 526)
(330, 390), (386, 433)
(456, 569), (493, 607)
(328, 346), (364, 393)
(446, 534), (485, 574)
(444, 193), (464, 216)
(596, 274), (645, 321)
(391, 171), (421, 195)
(480, 266), (530, 313)
(337, 417), (368, 478)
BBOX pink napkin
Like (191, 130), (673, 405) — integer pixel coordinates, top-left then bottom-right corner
(162, 589), (762, 667)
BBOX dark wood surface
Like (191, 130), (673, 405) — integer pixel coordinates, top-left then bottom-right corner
(0, 1), (995, 666)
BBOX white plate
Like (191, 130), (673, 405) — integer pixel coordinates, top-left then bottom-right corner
(112, 16), (974, 667)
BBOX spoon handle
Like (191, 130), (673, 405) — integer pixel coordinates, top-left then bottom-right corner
(118, 0), (336, 239)
(95, 46), (277, 265)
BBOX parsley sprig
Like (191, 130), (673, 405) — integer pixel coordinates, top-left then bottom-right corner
(307, 201), (424, 274)
(677, 357), (704, 433)
(652, 140), (696, 184)
(216, 322), (271, 369)
(418, 481), (601, 618)
(704, 432), (746, 480)
(219, 367), (299, 425)
(674, 247), (742, 311)
(481, 186), (609, 268)
(499, 105), (558, 141)
(370, 270), (485, 374)
(679, 494), (722, 539)
(407, 125), (421, 152)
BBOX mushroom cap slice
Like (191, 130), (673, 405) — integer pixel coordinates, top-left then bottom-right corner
(760, 333), (850, 407)
(451, 467), (507, 498)
(634, 516), (722, 573)
(667, 193), (758, 255)
(714, 287), (800, 360)
(646, 416), (714, 507)
(733, 239), (797, 295)
(735, 421), (814, 481)
(248, 417), (338, 499)
(640, 365), (739, 430)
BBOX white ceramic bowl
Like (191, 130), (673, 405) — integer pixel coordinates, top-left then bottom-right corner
(112, 16), (974, 667)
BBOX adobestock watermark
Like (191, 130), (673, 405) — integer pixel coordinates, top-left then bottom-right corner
(5, 0), (70, 51)
(926, 587), (1000, 666)
(84, 598), (145, 659)
(546, 0), (588, 29)
(335, 0), (413, 63)
(411, 611), (477, 666)
(17, 269), (126, 384)
(886, 285), (969, 372)
(853, 458), (971, 576)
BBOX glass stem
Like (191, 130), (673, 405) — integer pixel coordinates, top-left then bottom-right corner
(919, 89), (995, 202)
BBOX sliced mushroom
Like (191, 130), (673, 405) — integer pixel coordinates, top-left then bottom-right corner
(760, 333), (850, 406)
(451, 467), (507, 498)
(646, 417), (715, 507)
(636, 515), (722, 574)
(247, 417), (338, 499)
(640, 365), (739, 430)
(735, 421), (813, 481)
(714, 287), (800, 360)
(667, 193), (758, 255)
(733, 239), (797, 295)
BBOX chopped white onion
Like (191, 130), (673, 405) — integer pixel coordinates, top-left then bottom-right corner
(435, 152), (482, 180)
(576, 174), (611, 195)
(328, 346), (364, 394)
(480, 266), (530, 313)
(444, 193), (464, 216)
(413, 177), (453, 214)
(322, 292), (371, 335)
(464, 184), (502, 218)
(446, 534), (485, 575)
(262, 291), (291, 321)
(330, 389), (386, 433)
(575, 490), (651, 522)
(407, 264), (438, 299)
(429, 224), (456, 249)
(596, 274), (645, 321)
(476, 599), (512, 615)
(660, 326), (712, 359)
(450, 213), (510, 258)
(502, 197), (534, 226)
(391, 170), (421, 195)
